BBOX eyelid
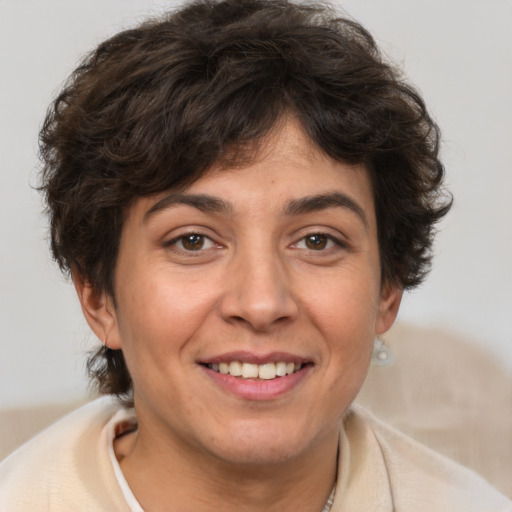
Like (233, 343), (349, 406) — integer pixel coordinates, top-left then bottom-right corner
(163, 229), (223, 252)
(175, 234), (215, 251)
(289, 227), (349, 249)
(294, 234), (340, 250)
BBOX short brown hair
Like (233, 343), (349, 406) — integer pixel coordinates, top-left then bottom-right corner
(39, 0), (451, 402)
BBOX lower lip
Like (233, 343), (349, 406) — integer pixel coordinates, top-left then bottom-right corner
(201, 365), (312, 401)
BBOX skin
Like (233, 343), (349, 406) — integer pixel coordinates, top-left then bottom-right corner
(75, 121), (402, 511)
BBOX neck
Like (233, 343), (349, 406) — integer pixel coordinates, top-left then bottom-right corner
(115, 420), (339, 512)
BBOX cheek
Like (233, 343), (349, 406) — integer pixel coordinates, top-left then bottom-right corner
(305, 273), (380, 340)
(303, 273), (379, 388)
(114, 269), (219, 355)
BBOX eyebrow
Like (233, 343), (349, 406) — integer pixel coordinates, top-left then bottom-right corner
(144, 191), (367, 228)
(284, 192), (368, 228)
(144, 193), (233, 220)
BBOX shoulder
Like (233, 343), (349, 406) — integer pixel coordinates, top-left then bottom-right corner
(346, 404), (512, 511)
(0, 397), (132, 512)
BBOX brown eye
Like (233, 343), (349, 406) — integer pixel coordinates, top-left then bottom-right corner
(305, 234), (328, 250)
(180, 234), (206, 251)
(167, 232), (219, 255)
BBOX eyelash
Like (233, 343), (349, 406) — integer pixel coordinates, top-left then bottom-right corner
(166, 233), (218, 253)
(166, 231), (345, 254)
(291, 233), (345, 252)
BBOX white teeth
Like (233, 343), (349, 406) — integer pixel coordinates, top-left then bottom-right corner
(241, 363), (259, 378)
(276, 362), (287, 377)
(258, 363), (276, 380)
(229, 361), (242, 376)
(208, 361), (304, 379)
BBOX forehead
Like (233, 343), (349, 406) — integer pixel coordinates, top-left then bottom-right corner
(130, 120), (375, 223)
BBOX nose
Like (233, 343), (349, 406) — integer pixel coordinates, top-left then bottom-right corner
(219, 248), (299, 332)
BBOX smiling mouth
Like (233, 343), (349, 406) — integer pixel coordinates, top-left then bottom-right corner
(204, 361), (305, 380)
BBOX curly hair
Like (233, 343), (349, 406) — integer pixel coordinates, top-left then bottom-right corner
(39, 0), (451, 403)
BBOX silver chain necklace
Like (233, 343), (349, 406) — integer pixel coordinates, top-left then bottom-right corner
(321, 485), (336, 512)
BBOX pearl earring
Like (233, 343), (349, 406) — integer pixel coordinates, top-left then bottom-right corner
(371, 337), (394, 366)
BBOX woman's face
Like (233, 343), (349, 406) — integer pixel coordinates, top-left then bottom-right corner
(100, 121), (401, 466)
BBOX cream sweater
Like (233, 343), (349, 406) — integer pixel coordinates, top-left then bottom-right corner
(0, 397), (510, 511)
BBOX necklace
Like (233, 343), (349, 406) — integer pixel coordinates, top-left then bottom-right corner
(321, 485), (336, 512)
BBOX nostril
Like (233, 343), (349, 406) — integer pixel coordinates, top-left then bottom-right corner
(226, 311), (295, 332)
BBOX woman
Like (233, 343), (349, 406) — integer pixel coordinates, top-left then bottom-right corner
(1, 0), (510, 510)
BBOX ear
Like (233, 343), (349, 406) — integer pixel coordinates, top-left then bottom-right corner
(375, 281), (402, 335)
(72, 269), (122, 350)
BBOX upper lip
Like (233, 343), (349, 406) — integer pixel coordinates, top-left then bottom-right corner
(198, 351), (312, 365)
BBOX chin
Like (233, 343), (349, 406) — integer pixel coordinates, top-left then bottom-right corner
(211, 438), (305, 467)
(204, 417), (332, 467)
